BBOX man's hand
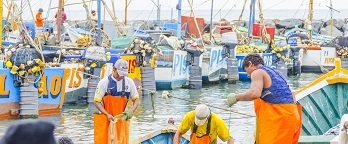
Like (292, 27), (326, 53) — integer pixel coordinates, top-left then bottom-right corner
(121, 110), (133, 121)
(227, 93), (238, 107)
(344, 121), (348, 129)
(106, 114), (114, 121)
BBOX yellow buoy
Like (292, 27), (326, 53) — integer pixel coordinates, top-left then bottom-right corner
(5, 61), (13, 69)
(10, 66), (18, 74)
(90, 63), (97, 68)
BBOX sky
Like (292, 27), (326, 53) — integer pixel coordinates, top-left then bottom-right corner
(2, 0), (347, 21)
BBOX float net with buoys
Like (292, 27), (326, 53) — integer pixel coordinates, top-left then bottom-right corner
(4, 44), (46, 95)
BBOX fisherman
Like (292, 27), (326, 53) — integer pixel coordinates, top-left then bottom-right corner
(35, 8), (45, 28)
(90, 10), (103, 29)
(227, 54), (302, 144)
(90, 10), (98, 25)
(93, 59), (140, 144)
(55, 8), (67, 34)
(173, 104), (234, 144)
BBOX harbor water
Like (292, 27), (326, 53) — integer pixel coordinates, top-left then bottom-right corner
(0, 73), (320, 144)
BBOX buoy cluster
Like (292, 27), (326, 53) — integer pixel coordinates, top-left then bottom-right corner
(337, 47), (348, 58)
(270, 42), (291, 63)
(4, 44), (45, 78)
(124, 38), (158, 67)
(236, 45), (264, 54)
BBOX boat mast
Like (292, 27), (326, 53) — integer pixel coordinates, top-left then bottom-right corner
(57, 0), (64, 44)
(308, 0), (313, 42)
(97, 0), (101, 44)
(157, 0), (160, 24)
(247, 0), (257, 37)
(177, 0), (182, 38)
(330, 0), (333, 37)
(125, 0), (128, 25)
(0, 0), (2, 46)
(209, 0), (213, 41)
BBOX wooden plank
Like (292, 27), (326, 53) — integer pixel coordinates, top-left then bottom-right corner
(299, 135), (336, 144)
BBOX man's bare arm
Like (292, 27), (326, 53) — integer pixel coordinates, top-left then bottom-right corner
(236, 69), (264, 101)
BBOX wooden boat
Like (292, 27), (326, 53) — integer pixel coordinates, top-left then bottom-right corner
(236, 53), (275, 81)
(155, 47), (189, 90)
(201, 45), (227, 83)
(294, 58), (348, 143)
(60, 54), (143, 104)
(131, 123), (190, 144)
(0, 67), (67, 119)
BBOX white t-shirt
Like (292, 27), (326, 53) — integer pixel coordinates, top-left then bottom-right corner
(94, 75), (139, 102)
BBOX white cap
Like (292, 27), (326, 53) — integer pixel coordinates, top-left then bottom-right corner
(194, 104), (210, 126)
(113, 59), (129, 77)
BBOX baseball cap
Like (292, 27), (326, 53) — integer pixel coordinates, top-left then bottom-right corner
(113, 59), (129, 77)
(194, 104), (211, 126)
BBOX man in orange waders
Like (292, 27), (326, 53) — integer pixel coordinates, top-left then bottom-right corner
(94, 59), (140, 144)
(227, 54), (302, 144)
(35, 8), (45, 28)
(173, 104), (234, 144)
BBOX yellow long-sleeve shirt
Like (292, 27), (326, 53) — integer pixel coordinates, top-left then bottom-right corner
(178, 111), (232, 144)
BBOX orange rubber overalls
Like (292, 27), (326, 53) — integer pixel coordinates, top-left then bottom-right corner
(190, 116), (212, 144)
(94, 75), (130, 144)
(254, 67), (302, 144)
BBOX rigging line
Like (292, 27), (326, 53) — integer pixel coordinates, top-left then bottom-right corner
(181, 0), (211, 15)
(187, 0), (205, 48)
(110, 0), (116, 18)
(292, 0), (305, 18)
(263, 0), (287, 11)
(89, 0), (93, 11)
(130, 2), (154, 21)
(222, 0), (239, 19)
(3, 0), (9, 9)
(165, 94), (255, 118)
(25, 0), (36, 22)
(45, 0), (53, 27)
(213, 0), (230, 19)
(237, 0), (248, 26)
(149, 0), (159, 8)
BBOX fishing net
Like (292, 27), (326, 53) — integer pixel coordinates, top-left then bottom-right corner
(111, 37), (134, 49)
(10, 47), (41, 67)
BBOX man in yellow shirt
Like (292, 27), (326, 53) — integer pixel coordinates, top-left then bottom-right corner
(173, 104), (234, 144)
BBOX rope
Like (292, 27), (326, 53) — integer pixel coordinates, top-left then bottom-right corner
(237, 0), (248, 27)
(187, 0), (205, 48)
(213, 0), (230, 19)
(228, 107), (232, 131)
(100, 0), (126, 36)
(181, 0), (211, 16)
(263, 0), (287, 11)
(169, 95), (254, 117)
(222, 0), (238, 19)
(109, 114), (123, 144)
(25, 0), (36, 23)
(110, 0), (116, 18)
(45, 0), (53, 27)
(292, 0), (305, 18)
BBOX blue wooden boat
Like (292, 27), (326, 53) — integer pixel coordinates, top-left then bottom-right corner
(0, 67), (67, 119)
(236, 53), (275, 81)
(294, 58), (348, 143)
(201, 45), (227, 83)
(155, 48), (189, 90)
(131, 124), (190, 144)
